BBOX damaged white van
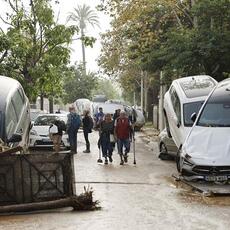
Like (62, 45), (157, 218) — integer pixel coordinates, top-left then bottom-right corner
(163, 75), (217, 148)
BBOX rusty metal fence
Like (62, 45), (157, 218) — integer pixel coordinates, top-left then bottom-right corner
(0, 152), (75, 206)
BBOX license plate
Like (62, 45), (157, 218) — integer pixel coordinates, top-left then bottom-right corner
(205, 175), (228, 182)
(42, 139), (50, 143)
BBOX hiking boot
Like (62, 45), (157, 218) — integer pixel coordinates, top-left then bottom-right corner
(120, 160), (124, 165)
(109, 156), (113, 163)
(124, 155), (128, 163)
(104, 159), (108, 165)
(83, 149), (90, 153)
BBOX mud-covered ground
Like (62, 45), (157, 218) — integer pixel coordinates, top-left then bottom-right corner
(0, 128), (230, 230)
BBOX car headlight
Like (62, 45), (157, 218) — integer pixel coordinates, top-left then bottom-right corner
(184, 153), (194, 166)
(30, 130), (37, 135)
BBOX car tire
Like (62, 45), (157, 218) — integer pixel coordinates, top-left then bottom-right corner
(163, 110), (172, 138)
(159, 143), (170, 160)
(176, 147), (182, 172)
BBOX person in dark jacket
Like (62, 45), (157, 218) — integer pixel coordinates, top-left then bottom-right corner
(113, 109), (121, 122)
(82, 110), (93, 153)
(66, 105), (81, 154)
(98, 113), (114, 164)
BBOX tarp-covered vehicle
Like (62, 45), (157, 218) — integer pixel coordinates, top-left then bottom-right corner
(0, 75), (31, 152)
(177, 78), (230, 182)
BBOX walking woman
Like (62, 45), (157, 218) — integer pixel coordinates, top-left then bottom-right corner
(98, 113), (114, 164)
(82, 110), (93, 153)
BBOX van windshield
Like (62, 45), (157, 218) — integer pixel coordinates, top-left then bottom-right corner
(34, 115), (67, 126)
(183, 101), (204, 126)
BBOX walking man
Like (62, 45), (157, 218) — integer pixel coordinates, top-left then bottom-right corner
(82, 110), (93, 153)
(114, 111), (133, 165)
(95, 107), (104, 129)
(67, 105), (81, 154)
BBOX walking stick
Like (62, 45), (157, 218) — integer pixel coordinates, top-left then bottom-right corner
(97, 137), (103, 163)
(97, 146), (103, 163)
(133, 130), (136, 165)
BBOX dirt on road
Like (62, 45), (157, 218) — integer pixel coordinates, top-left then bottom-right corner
(0, 128), (230, 230)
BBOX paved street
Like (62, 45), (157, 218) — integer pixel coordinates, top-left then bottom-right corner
(0, 129), (230, 230)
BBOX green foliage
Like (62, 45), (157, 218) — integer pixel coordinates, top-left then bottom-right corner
(62, 66), (98, 104)
(92, 78), (121, 100)
(99, 0), (230, 92)
(0, 0), (76, 101)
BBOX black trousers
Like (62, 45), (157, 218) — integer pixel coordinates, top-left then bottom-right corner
(83, 130), (90, 150)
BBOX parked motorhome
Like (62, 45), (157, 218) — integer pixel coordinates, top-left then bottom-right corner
(0, 76), (31, 150)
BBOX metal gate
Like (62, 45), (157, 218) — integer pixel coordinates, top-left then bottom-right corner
(0, 152), (75, 205)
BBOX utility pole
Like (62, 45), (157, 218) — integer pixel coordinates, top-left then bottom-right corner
(133, 91), (136, 107)
(159, 71), (164, 131)
(141, 71), (144, 113)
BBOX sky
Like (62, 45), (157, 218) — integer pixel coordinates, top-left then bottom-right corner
(54, 0), (111, 73)
(0, 0), (111, 73)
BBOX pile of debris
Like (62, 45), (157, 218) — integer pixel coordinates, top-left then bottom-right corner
(0, 139), (22, 154)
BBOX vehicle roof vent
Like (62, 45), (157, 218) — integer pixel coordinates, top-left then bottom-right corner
(226, 88), (230, 91)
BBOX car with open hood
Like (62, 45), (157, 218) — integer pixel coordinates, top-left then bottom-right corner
(177, 78), (230, 182)
(163, 75), (217, 148)
(0, 75), (31, 151)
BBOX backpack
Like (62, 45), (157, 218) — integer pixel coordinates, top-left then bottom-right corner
(70, 113), (81, 130)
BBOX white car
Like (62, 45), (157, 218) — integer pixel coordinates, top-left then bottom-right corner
(164, 75), (217, 148)
(29, 114), (70, 148)
(177, 78), (230, 182)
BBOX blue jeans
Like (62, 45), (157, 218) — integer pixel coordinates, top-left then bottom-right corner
(101, 136), (113, 158)
(117, 139), (130, 155)
(68, 129), (78, 153)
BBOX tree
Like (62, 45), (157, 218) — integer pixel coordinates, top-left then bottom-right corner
(92, 78), (121, 100)
(63, 66), (98, 104)
(0, 0), (76, 105)
(68, 4), (99, 74)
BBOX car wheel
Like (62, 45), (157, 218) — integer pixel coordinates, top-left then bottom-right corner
(159, 143), (170, 160)
(176, 147), (182, 172)
(163, 110), (172, 138)
(160, 142), (168, 155)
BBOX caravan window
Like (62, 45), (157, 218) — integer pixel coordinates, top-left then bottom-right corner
(12, 90), (24, 120)
(5, 101), (18, 138)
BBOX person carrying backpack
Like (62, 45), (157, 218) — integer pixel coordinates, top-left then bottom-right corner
(49, 118), (66, 153)
(114, 111), (133, 165)
(67, 105), (81, 154)
(82, 110), (94, 153)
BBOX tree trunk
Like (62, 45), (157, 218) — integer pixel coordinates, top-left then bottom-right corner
(81, 29), (86, 75)
(0, 196), (97, 213)
(40, 94), (44, 111)
(49, 96), (54, 113)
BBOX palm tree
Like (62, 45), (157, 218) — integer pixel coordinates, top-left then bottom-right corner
(68, 4), (100, 74)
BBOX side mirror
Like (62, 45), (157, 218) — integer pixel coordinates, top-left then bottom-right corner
(191, 112), (197, 123)
(7, 134), (22, 143)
